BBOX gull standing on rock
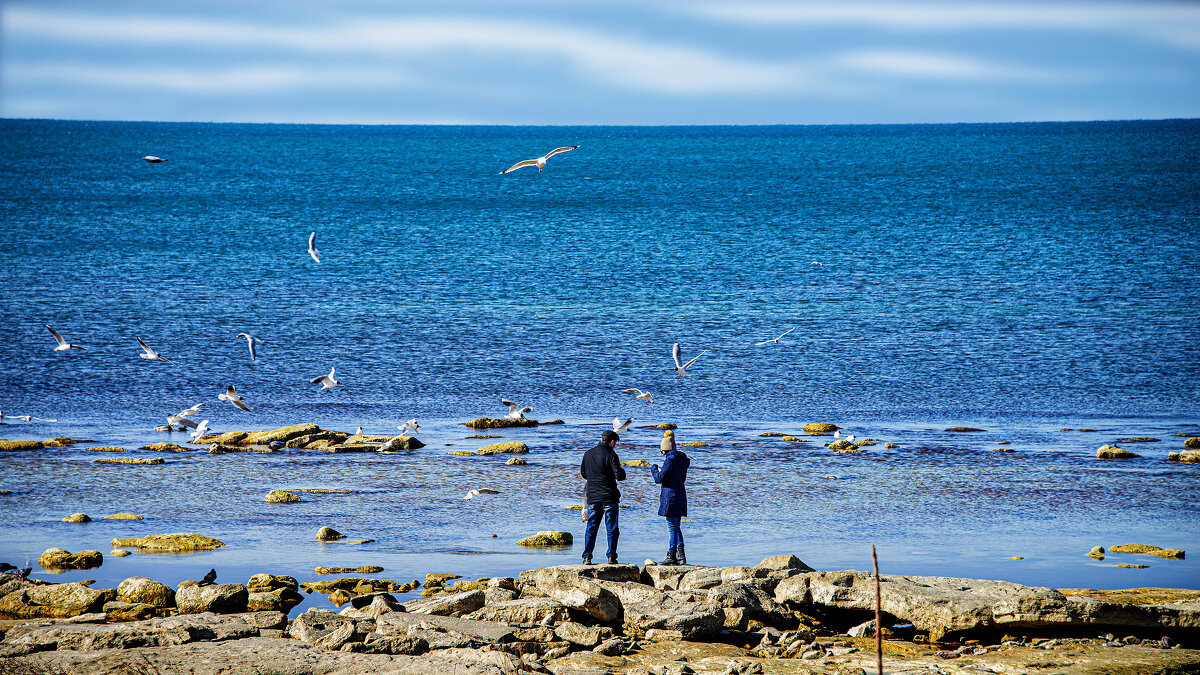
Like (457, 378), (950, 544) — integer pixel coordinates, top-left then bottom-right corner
(218, 385), (251, 412)
(236, 333), (260, 361)
(754, 326), (797, 346)
(501, 399), (532, 419)
(621, 388), (654, 405)
(189, 420), (210, 444)
(310, 367), (340, 390)
(613, 417), (634, 433)
(464, 488), (500, 500)
(136, 337), (171, 362)
(398, 418), (420, 435)
(499, 146), (579, 174)
(672, 343), (707, 378)
(307, 232), (321, 263)
(46, 325), (83, 351)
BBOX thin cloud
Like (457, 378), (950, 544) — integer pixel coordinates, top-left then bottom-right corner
(830, 50), (1078, 82)
(4, 63), (412, 93)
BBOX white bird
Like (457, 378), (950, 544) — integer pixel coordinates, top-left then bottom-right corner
(501, 398), (532, 419)
(218, 385), (251, 412)
(167, 414), (197, 430)
(2, 414), (56, 423)
(136, 337), (170, 362)
(810, 261), (823, 266)
(499, 146), (579, 174)
(189, 420), (210, 444)
(46, 325), (83, 351)
(754, 326), (797, 346)
(142, 156), (167, 163)
(310, 366), (339, 390)
(672, 343), (707, 378)
(307, 232), (320, 263)
(464, 488), (500, 500)
(834, 430), (841, 439)
(398, 418), (420, 435)
(845, 435), (856, 443)
(177, 403), (206, 417)
(621, 388), (654, 405)
(613, 417), (634, 433)
(236, 333), (260, 360)
(355, 426), (363, 436)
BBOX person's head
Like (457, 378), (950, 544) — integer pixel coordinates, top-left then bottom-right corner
(601, 430), (619, 447)
(660, 429), (676, 455)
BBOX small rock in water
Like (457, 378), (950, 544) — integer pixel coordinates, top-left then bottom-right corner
(1115, 564), (1149, 569)
(515, 531), (572, 547)
(265, 490), (301, 503)
(61, 513), (91, 523)
(1087, 546), (1106, 559)
(103, 513), (143, 520)
(1096, 445), (1139, 459)
(111, 549), (131, 557)
(316, 526), (346, 542)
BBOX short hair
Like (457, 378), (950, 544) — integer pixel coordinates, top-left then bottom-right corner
(601, 430), (620, 444)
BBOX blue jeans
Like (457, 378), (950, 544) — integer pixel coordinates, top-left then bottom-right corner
(582, 502), (620, 560)
(666, 516), (683, 551)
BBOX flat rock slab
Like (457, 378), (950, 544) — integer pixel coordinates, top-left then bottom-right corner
(2, 613), (259, 651)
(375, 611), (514, 644)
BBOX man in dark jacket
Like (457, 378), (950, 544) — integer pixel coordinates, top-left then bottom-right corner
(580, 429), (626, 564)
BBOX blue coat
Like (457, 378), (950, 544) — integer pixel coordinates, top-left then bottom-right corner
(650, 449), (689, 517)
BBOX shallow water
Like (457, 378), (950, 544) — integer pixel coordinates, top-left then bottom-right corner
(0, 119), (1198, 608)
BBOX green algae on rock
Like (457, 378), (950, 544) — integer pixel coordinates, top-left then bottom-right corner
(448, 451), (475, 456)
(42, 437), (93, 447)
(654, 423), (677, 430)
(243, 423), (320, 445)
(1115, 564), (1150, 569)
(87, 446), (128, 452)
(61, 513), (91, 523)
(117, 576), (176, 608)
(316, 526), (346, 542)
(138, 443), (189, 452)
(680, 441), (709, 447)
(110, 533), (226, 552)
(621, 459), (651, 467)
(463, 418), (539, 429)
(802, 423), (839, 433)
(466, 434), (502, 439)
(0, 439), (44, 451)
(759, 432), (788, 437)
(38, 547), (103, 571)
(476, 441), (529, 455)
(247, 573), (299, 593)
(94, 457), (163, 464)
(1109, 544), (1185, 559)
(1185, 436), (1200, 449)
(1096, 445), (1139, 459)
(885, 443), (900, 448)
(515, 531), (573, 547)
(197, 431), (248, 446)
(505, 457), (527, 465)
(315, 566), (384, 575)
(1169, 450), (1200, 463)
(104, 513), (143, 520)
(265, 490), (301, 503)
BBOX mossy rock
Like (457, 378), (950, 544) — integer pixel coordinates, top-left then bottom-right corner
(1185, 437), (1200, 449)
(828, 440), (856, 452)
(316, 526), (345, 542)
(88, 446), (127, 452)
(1109, 544), (1184, 559)
(110, 533), (226, 552)
(243, 423), (320, 445)
(467, 434), (502, 439)
(94, 457), (163, 464)
(681, 441), (709, 447)
(1169, 450), (1200, 463)
(246, 573), (299, 593)
(463, 418), (538, 429)
(759, 432), (787, 437)
(0, 490), (11, 494)
(294, 488), (355, 493)
(380, 435), (425, 451)
(104, 513), (143, 520)
(38, 547), (103, 571)
(301, 577), (411, 594)
(197, 431), (248, 446)
(117, 576), (176, 608)
(802, 423), (839, 433)
(854, 441), (876, 447)
(945, 427), (986, 432)
(1087, 546), (1106, 559)
(1096, 445), (1139, 459)
(424, 573), (462, 587)
(515, 531), (572, 547)
(0, 582), (111, 618)
(998, 440), (1011, 445)
(477, 441), (529, 455)
(505, 457), (527, 465)
(42, 437), (93, 448)
(654, 423), (677, 430)
(111, 549), (131, 557)
(1117, 437), (1160, 443)
(445, 579), (487, 593)
(315, 566), (383, 575)
(61, 513), (91, 523)
(0, 440), (44, 451)
(321, 443), (377, 453)
(209, 444), (268, 454)
(779, 436), (804, 442)
(265, 490), (301, 503)
(541, 419), (565, 425)
(1115, 564), (1149, 569)
(621, 459), (651, 467)
(1078, 428), (1097, 432)
(138, 443), (189, 452)
(286, 431), (346, 449)
(448, 451), (475, 456)
(884, 443), (900, 449)
(993, 448), (1014, 452)
(104, 600), (156, 622)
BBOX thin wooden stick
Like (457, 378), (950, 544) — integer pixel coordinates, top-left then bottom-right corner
(873, 544), (883, 675)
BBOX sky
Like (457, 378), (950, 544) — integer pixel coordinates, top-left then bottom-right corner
(3, 0), (1199, 125)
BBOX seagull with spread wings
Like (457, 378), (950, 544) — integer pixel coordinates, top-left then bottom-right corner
(613, 417), (634, 433)
(499, 146), (579, 174)
(464, 488), (500, 500)
(45, 325), (83, 351)
(672, 343), (707, 378)
(501, 398), (532, 419)
(310, 367), (340, 390)
(236, 333), (261, 361)
(621, 388), (654, 405)
(137, 337), (171, 362)
(755, 326), (797, 346)
(307, 232), (321, 263)
(218, 385), (251, 412)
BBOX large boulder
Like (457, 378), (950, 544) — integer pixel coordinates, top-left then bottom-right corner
(803, 423), (839, 433)
(176, 583), (248, 615)
(0, 582), (112, 619)
(243, 423), (320, 445)
(38, 547), (103, 571)
(523, 567), (622, 622)
(515, 531), (572, 547)
(110, 533), (225, 552)
(476, 441), (529, 455)
(1097, 445), (1139, 459)
(246, 573), (299, 593)
(117, 576), (176, 608)
(1169, 450), (1200, 463)
(405, 589), (486, 617)
(467, 598), (571, 625)
(706, 581), (790, 627)
(622, 594), (725, 639)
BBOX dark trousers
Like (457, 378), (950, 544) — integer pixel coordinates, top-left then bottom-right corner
(582, 502), (620, 560)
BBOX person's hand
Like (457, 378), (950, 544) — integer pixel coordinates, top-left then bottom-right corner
(651, 464), (659, 471)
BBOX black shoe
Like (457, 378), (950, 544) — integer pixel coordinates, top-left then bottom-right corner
(582, 556), (592, 565)
(661, 549), (679, 565)
(676, 546), (686, 565)
(607, 557), (618, 564)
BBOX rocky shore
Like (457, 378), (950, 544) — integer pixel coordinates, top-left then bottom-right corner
(2, 554), (1198, 674)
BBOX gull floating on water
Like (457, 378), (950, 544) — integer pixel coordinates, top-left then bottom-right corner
(464, 488), (500, 500)
(755, 326), (797, 346)
(189, 420), (210, 444)
(398, 418), (420, 435)
(218, 385), (251, 412)
(613, 417), (633, 433)
(621, 388), (654, 405)
(499, 146), (579, 174)
(46, 325), (83, 351)
(307, 232), (321, 263)
(236, 333), (260, 361)
(810, 261), (823, 266)
(142, 156), (167, 163)
(137, 337), (170, 362)
(501, 399), (532, 419)
(672, 343), (707, 378)
(310, 367), (339, 390)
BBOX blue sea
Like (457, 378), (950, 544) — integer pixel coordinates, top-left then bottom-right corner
(1, 119), (1198, 607)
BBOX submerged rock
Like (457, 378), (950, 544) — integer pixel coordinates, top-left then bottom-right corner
(946, 427), (986, 432)
(515, 531), (572, 547)
(264, 490), (301, 503)
(316, 526), (346, 542)
(93, 457), (163, 464)
(1097, 445), (1140, 459)
(42, 437), (93, 447)
(61, 513), (91, 523)
(38, 547), (103, 571)
(654, 423), (678, 430)
(110, 533), (226, 552)
(505, 457), (527, 465)
(138, 443), (189, 452)
(104, 512), (144, 520)
(315, 566), (384, 575)
(0, 440), (44, 451)
(802, 423), (839, 433)
(87, 446), (127, 452)
(476, 441), (529, 455)
(1109, 544), (1185, 559)
(463, 418), (538, 429)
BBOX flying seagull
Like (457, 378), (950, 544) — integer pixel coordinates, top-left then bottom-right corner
(672, 343), (707, 378)
(307, 232), (321, 263)
(142, 156), (167, 163)
(310, 367), (340, 390)
(218, 385), (251, 412)
(499, 146), (579, 174)
(189, 420), (210, 444)
(46, 325), (83, 351)
(501, 398), (532, 419)
(137, 337), (171, 362)
(755, 326), (797, 346)
(613, 417), (633, 433)
(236, 333), (260, 361)
(621, 388), (654, 405)
(464, 488), (500, 500)
(398, 418), (420, 435)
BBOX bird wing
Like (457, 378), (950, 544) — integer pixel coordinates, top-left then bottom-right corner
(672, 343), (684, 369)
(233, 399), (251, 412)
(310, 374), (327, 384)
(520, 406), (532, 414)
(226, 385), (237, 397)
(136, 336), (153, 354)
(545, 145), (579, 159)
(248, 340), (257, 360)
(778, 327), (797, 339)
(500, 159), (538, 174)
(753, 339), (773, 346)
(621, 388), (643, 395)
(46, 325), (67, 347)
(500, 398), (517, 412)
(683, 349), (707, 370)
(308, 232), (316, 250)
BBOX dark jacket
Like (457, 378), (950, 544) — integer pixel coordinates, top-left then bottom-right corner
(650, 449), (690, 517)
(581, 442), (626, 504)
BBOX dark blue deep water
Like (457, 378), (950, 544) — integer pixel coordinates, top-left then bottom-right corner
(1, 119), (1198, 605)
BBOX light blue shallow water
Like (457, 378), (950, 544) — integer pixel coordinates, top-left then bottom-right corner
(0, 119), (1198, 608)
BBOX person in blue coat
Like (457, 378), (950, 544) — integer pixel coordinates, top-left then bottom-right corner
(651, 429), (691, 565)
